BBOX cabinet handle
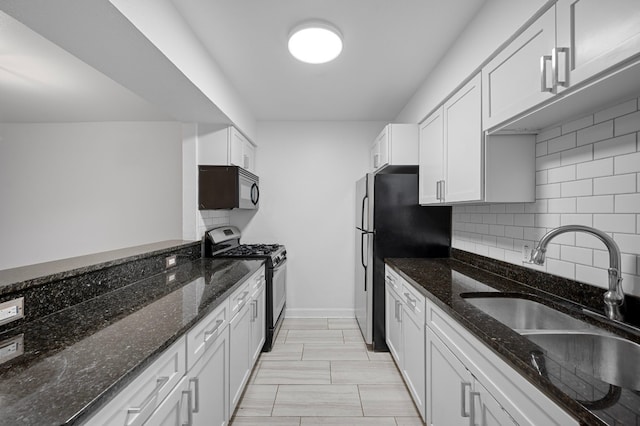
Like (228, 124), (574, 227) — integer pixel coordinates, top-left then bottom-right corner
(127, 376), (169, 424)
(553, 47), (570, 88)
(182, 389), (194, 426)
(252, 300), (258, 321)
(189, 377), (200, 413)
(460, 381), (471, 418)
(397, 301), (402, 323)
(436, 180), (441, 201)
(404, 292), (417, 310)
(469, 391), (480, 426)
(373, 153), (380, 168)
(204, 319), (224, 342)
(540, 54), (553, 93)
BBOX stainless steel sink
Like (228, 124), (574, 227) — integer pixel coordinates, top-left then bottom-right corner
(463, 296), (598, 332)
(526, 332), (640, 391)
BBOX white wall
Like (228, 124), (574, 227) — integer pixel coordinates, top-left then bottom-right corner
(235, 121), (384, 317)
(396, 0), (548, 123)
(453, 97), (640, 297)
(0, 121), (183, 270)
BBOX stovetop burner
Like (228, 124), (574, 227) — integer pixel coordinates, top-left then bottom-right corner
(225, 244), (281, 256)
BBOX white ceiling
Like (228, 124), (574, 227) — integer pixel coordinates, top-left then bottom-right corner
(0, 11), (170, 123)
(172, 0), (486, 121)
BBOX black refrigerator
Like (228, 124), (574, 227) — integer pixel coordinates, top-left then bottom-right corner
(355, 166), (451, 351)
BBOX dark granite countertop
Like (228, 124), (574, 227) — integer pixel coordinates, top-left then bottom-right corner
(0, 257), (264, 425)
(386, 257), (640, 426)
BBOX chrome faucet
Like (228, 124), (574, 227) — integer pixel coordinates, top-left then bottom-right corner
(529, 225), (624, 321)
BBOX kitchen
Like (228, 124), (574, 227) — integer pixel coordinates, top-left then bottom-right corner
(1, 0), (640, 425)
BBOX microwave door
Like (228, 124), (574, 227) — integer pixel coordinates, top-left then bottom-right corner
(238, 174), (257, 209)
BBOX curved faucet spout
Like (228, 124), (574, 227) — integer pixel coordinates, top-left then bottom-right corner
(530, 225), (624, 321)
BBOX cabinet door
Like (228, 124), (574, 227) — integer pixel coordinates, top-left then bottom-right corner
(471, 379), (517, 426)
(229, 304), (252, 413)
(557, 0), (640, 89)
(419, 107), (444, 205)
(229, 127), (245, 168)
(143, 377), (190, 426)
(250, 283), (266, 364)
(401, 303), (425, 419)
(385, 283), (403, 364)
(426, 328), (472, 426)
(243, 141), (256, 172)
(187, 327), (229, 426)
(482, 7), (556, 130)
(377, 126), (390, 169)
(444, 73), (483, 203)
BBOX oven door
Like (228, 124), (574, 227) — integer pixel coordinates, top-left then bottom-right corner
(238, 172), (259, 210)
(271, 259), (287, 327)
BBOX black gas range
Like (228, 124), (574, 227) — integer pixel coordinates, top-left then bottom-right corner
(203, 226), (286, 352)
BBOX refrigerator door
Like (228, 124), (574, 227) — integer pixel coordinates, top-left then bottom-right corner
(355, 175), (374, 344)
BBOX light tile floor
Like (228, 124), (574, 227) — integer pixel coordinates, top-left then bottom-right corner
(230, 318), (423, 426)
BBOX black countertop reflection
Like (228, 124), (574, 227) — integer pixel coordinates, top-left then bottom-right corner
(0, 258), (264, 426)
(386, 257), (640, 426)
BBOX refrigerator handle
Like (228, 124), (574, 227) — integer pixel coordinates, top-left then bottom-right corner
(360, 233), (368, 292)
(361, 194), (368, 230)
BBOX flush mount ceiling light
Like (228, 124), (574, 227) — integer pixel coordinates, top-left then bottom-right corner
(288, 21), (343, 64)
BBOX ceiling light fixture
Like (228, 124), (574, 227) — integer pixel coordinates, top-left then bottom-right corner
(288, 21), (343, 64)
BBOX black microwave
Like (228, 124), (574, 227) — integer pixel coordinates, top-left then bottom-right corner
(198, 166), (259, 210)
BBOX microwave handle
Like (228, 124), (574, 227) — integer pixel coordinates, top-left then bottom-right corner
(251, 183), (260, 205)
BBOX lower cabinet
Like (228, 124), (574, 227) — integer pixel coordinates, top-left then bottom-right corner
(83, 265), (267, 426)
(384, 276), (403, 363)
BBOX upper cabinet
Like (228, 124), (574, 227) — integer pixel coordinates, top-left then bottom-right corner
(419, 73), (535, 206)
(370, 124), (419, 173)
(199, 125), (257, 174)
(483, 1), (640, 132)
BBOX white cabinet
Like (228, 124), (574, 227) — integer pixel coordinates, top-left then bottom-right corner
(384, 269), (403, 364)
(384, 266), (425, 420)
(144, 376), (191, 426)
(249, 268), (266, 364)
(84, 336), (187, 426)
(419, 73), (535, 205)
(483, 1), (640, 131)
(556, 0), (640, 90)
(426, 300), (578, 426)
(370, 124), (419, 172)
(198, 125), (257, 174)
(482, 7), (556, 131)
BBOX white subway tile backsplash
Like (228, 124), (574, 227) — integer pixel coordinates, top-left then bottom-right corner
(594, 214), (636, 233)
(536, 183), (561, 199)
(536, 126), (562, 143)
(577, 120), (613, 145)
(548, 133), (577, 154)
(614, 233), (640, 255)
(615, 194), (640, 213)
(561, 179), (593, 197)
(576, 158), (614, 179)
(594, 174), (636, 195)
(594, 98), (637, 124)
(577, 195), (614, 213)
(560, 145), (593, 166)
(561, 245), (592, 266)
(560, 214), (593, 227)
(547, 165), (576, 183)
(562, 115), (593, 134)
(594, 133), (636, 159)
(546, 258), (575, 280)
(452, 98), (639, 295)
(614, 110), (640, 136)
(548, 198), (576, 213)
(536, 153), (561, 171)
(615, 151), (640, 174)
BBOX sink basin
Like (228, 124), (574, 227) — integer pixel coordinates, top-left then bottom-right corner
(463, 296), (597, 332)
(526, 332), (640, 391)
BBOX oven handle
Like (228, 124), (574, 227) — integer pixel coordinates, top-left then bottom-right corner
(272, 258), (288, 270)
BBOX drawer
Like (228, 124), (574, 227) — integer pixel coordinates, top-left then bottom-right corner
(384, 265), (402, 296)
(250, 266), (266, 293)
(401, 279), (425, 324)
(84, 336), (186, 426)
(186, 298), (229, 370)
(229, 279), (251, 319)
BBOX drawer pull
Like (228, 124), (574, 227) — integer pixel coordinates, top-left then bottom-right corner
(469, 391), (480, 426)
(460, 381), (471, 418)
(404, 293), (417, 309)
(126, 376), (169, 425)
(182, 389), (193, 426)
(204, 320), (224, 342)
(189, 377), (200, 413)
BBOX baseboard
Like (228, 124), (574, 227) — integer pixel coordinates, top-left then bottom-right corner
(285, 308), (355, 318)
